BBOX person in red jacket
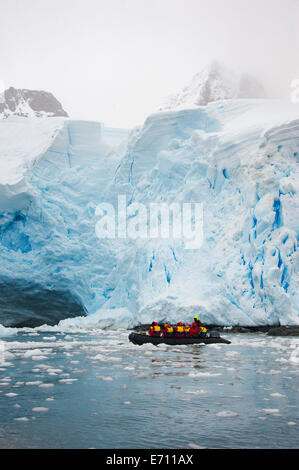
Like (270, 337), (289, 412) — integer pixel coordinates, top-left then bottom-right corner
(194, 315), (203, 327)
(148, 322), (161, 337)
(190, 316), (205, 336)
(190, 321), (199, 336)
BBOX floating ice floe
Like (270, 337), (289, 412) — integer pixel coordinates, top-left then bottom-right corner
(270, 393), (286, 398)
(58, 378), (78, 384)
(189, 372), (222, 377)
(216, 411), (238, 418)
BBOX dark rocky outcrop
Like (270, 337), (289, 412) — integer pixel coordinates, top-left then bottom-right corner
(0, 87), (68, 119)
(267, 326), (299, 337)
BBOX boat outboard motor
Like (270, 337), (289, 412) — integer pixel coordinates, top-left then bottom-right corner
(209, 331), (220, 338)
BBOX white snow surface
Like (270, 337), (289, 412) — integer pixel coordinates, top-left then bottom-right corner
(0, 117), (64, 207)
(0, 99), (298, 328)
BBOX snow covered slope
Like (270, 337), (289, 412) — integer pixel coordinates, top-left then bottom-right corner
(161, 61), (266, 111)
(0, 117), (64, 209)
(0, 99), (298, 328)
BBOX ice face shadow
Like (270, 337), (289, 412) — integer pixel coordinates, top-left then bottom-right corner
(0, 277), (85, 327)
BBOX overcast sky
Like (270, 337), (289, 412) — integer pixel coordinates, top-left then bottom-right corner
(1, 0), (298, 127)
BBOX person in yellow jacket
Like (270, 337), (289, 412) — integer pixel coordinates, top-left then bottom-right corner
(184, 323), (191, 337)
(199, 326), (208, 337)
(162, 323), (174, 337)
(148, 322), (161, 337)
(174, 322), (185, 337)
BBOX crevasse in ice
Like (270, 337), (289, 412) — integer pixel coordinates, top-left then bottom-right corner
(0, 100), (298, 328)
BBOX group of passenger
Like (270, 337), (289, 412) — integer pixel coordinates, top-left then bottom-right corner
(148, 316), (207, 338)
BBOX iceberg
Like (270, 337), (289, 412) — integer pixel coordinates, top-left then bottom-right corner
(0, 99), (298, 327)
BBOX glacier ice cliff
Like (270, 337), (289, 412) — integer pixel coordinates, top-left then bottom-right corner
(0, 99), (298, 328)
(0, 117), (120, 326)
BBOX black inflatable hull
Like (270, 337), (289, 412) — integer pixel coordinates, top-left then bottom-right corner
(129, 332), (231, 346)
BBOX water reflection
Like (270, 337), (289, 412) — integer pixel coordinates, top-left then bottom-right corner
(0, 330), (298, 449)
